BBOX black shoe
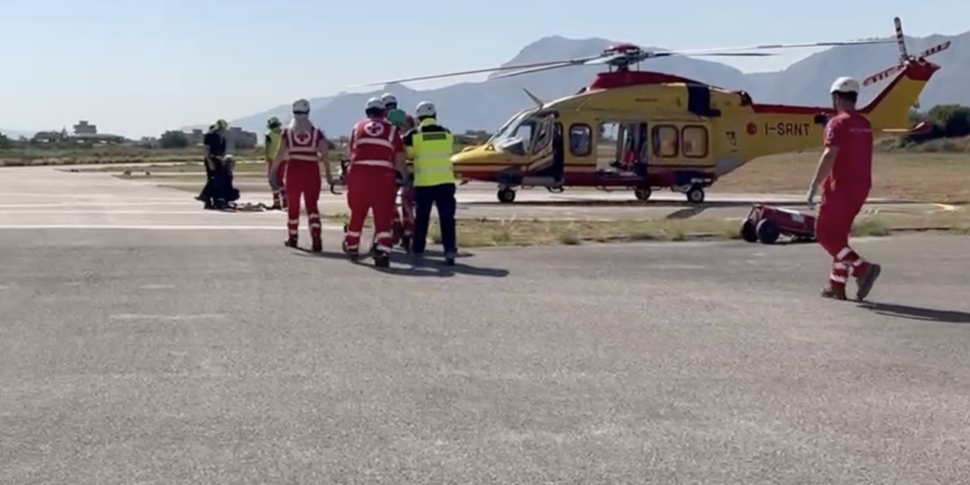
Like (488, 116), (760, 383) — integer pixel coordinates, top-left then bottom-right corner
(311, 239), (322, 253)
(284, 238), (298, 248)
(855, 263), (882, 301)
(373, 250), (390, 268)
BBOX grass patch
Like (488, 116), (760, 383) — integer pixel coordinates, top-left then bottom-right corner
(718, 151), (970, 203)
(316, 212), (967, 248)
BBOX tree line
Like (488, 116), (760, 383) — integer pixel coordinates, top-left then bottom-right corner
(901, 104), (970, 145)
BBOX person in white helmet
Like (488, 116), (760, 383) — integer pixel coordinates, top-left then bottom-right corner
(379, 93), (416, 248)
(405, 101), (458, 264)
(380, 93), (416, 132)
(809, 76), (881, 301)
(343, 97), (408, 268)
(269, 99), (332, 252)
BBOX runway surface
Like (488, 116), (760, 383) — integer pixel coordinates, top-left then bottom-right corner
(2, 165), (970, 484)
(1, 165), (940, 227)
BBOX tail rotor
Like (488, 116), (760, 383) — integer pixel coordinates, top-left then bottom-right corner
(863, 17), (950, 88)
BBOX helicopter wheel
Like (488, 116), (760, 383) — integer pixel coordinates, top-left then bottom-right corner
(685, 186), (705, 204)
(497, 187), (516, 203)
(634, 187), (652, 201)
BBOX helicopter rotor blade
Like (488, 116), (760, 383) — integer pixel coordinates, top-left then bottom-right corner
(917, 40), (950, 59)
(862, 65), (903, 87)
(894, 17), (909, 62)
(490, 62), (583, 80)
(650, 51), (777, 58)
(349, 56), (602, 87)
(668, 38), (896, 56)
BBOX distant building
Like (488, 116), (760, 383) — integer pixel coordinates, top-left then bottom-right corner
(185, 129), (206, 146)
(31, 130), (69, 143)
(72, 133), (127, 144)
(226, 127), (258, 150)
(172, 126), (257, 150)
(73, 120), (97, 136)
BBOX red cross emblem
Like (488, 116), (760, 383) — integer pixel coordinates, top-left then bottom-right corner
(364, 121), (385, 137)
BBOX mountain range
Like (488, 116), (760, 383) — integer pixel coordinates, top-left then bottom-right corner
(227, 29), (970, 137)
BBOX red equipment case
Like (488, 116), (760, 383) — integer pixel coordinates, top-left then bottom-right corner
(740, 204), (817, 244)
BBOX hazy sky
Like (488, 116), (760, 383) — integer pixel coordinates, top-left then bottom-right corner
(2, 0), (966, 137)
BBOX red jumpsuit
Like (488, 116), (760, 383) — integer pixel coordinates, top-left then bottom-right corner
(390, 114), (417, 242)
(344, 117), (404, 254)
(816, 110), (874, 290)
(281, 126), (326, 244)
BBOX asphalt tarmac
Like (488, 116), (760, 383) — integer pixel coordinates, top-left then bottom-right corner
(1, 166), (970, 484)
(3, 165), (945, 226)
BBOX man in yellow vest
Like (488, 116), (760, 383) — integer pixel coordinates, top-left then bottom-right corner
(264, 116), (286, 210)
(404, 101), (458, 265)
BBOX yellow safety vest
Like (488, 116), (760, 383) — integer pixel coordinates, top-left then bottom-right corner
(265, 129), (281, 160)
(411, 119), (455, 187)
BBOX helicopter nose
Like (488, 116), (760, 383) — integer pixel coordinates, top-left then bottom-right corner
(450, 147), (490, 166)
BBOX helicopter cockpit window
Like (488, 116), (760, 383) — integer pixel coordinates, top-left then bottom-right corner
(568, 124), (592, 157)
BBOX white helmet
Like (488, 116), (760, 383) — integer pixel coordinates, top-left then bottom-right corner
(380, 93), (397, 106)
(365, 97), (384, 111)
(829, 76), (860, 94)
(292, 98), (310, 114)
(415, 101), (436, 118)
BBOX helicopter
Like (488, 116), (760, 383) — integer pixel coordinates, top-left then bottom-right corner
(362, 17), (948, 204)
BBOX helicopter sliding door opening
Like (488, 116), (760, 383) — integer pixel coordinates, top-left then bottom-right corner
(595, 121), (648, 176)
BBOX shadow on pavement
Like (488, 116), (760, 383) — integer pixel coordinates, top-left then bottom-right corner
(860, 302), (970, 324)
(292, 248), (508, 278)
(405, 255), (509, 278)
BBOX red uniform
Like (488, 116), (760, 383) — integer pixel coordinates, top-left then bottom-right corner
(344, 117), (404, 255)
(281, 125), (326, 245)
(816, 110), (874, 290)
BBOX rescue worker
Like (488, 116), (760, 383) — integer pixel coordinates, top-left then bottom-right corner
(199, 120), (229, 209)
(380, 93), (416, 131)
(381, 93), (416, 246)
(405, 101), (458, 265)
(808, 76), (882, 301)
(269, 99), (332, 252)
(343, 97), (407, 268)
(265, 116), (286, 210)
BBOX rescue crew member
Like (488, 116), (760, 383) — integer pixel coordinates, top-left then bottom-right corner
(380, 93), (417, 248)
(343, 97), (407, 268)
(808, 76), (881, 301)
(265, 116), (286, 210)
(270, 99), (332, 252)
(381, 93), (416, 131)
(199, 120), (229, 209)
(405, 101), (458, 265)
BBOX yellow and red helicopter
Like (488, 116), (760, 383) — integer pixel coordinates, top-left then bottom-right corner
(365, 17), (948, 204)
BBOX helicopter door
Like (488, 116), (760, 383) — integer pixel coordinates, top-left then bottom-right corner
(535, 122), (565, 182)
(525, 114), (556, 175)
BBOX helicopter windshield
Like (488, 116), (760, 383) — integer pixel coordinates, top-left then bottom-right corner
(490, 109), (537, 145)
(488, 109), (551, 156)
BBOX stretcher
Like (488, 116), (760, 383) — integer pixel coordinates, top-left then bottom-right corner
(328, 158), (350, 195)
(740, 204), (816, 244)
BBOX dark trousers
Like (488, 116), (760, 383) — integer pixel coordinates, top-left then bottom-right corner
(199, 157), (234, 206)
(412, 183), (457, 255)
